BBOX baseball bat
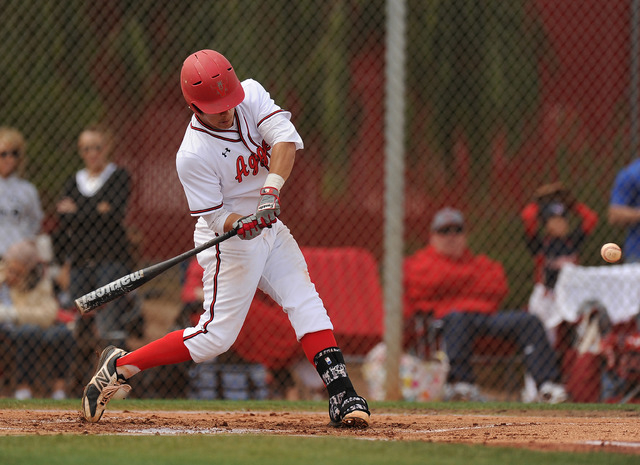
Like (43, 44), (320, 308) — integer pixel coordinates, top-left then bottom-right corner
(74, 229), (237, 314)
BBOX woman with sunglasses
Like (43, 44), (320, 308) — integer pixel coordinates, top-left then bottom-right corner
(0, 127), (43, 259)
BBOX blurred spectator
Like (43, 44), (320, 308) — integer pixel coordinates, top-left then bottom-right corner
(600, 323), (640, 402)
(0, 240), (75, 399)
(605, 168), (640, 400)
(404, 207), (568, 403)
(52, 124), (142, 393)
(609, 159), (640, 262)
(0, 127), (43, 257)
(521, 182), (598, 344)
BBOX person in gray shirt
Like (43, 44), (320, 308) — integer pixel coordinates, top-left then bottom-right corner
(0, 127), (43, 257)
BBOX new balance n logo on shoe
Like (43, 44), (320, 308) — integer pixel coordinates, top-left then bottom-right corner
(94, 368), (113, 390)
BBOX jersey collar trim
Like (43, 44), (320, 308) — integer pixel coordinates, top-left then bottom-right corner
(192, 114), (241, 143)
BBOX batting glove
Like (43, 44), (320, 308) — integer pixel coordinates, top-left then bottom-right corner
(233, 214), (262, 240)
(256, 187), (280, 228)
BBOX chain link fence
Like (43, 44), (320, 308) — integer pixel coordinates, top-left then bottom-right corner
(1, 0), (639, 404)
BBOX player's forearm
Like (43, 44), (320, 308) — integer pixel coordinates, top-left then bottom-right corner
(268, 142), (296, 181)
(608, 205), (640, 226)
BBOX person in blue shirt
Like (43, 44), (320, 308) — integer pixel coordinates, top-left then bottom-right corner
(609, 158), (640, 262)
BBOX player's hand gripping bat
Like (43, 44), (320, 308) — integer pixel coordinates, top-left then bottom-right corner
(74, 229), (237, 314)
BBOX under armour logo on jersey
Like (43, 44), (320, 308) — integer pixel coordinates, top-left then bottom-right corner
(222, 148), (230, 157)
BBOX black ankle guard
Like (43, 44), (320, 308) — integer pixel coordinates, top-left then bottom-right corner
(313, 347), (355, 398)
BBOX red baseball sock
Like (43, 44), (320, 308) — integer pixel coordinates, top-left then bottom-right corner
(301, 329), (337, 365)
(116, 330), (192, 371)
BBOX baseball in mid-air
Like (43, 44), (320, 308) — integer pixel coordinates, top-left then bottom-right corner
(601, 243), (622, 263)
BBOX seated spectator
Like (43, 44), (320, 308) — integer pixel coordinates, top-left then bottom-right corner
(600, 321), (640, 402)
(0, 240), (75, 399)
(404, 207), (568, 403)
(520, 182), (598, 345)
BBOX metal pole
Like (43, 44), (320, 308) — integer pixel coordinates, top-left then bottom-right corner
(383, 0), (406, 401)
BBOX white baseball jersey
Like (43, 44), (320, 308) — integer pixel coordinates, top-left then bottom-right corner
(176, 79), (333, 363)
(177, 79), (302, 236)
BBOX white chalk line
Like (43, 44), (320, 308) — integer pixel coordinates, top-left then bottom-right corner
(582, 440), (640, 449)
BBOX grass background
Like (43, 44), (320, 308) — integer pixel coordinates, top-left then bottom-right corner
(1, 399), (639, 465)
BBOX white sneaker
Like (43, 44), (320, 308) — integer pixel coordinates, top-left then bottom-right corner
(51, 389), (67, 400)
(444, 382), (485, 402)
(539, 381), (568, 404)
(521, 373), (539, 403)
(14, 387), (32, 400)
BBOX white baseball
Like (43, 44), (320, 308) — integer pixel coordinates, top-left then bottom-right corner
(601, 243), (622, 263)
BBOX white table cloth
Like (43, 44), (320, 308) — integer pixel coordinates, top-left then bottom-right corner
(554, 263), (640, 324)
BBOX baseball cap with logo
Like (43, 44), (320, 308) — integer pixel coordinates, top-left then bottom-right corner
(431, 207), (465, 232)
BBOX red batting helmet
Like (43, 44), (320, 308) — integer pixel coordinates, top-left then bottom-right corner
(180, 50), (245, 114)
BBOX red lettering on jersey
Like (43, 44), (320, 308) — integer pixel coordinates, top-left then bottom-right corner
(248, 154), (260, 175)
(234, 141), (272, 183)
(235, 156), (250, 182)
(256, 145), (269, 168)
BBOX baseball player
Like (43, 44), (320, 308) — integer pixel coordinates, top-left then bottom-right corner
(81, 49), (370, 428)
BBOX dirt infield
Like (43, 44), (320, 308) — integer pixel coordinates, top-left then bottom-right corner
(1, 408), (639, 455)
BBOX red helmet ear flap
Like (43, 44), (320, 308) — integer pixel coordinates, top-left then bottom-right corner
(181, 50), (245, 114)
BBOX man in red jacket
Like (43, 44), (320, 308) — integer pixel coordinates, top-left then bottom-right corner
(404, 207), (567, 403)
